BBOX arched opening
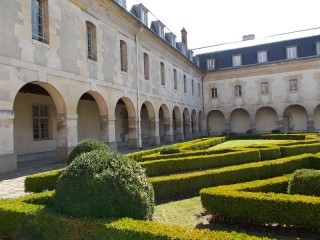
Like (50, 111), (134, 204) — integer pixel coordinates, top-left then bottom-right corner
(115, 97), (137, 151)
(230, 109), (250, 133)
(159, 104), (171, 143)
(13, 82), (66, 166)
(207, 110), (225, 135)
(283, 105), (307, 132)
(140, 101), (157, 147)
(183, 108), (192, 140)
(255, 107), (278, 133)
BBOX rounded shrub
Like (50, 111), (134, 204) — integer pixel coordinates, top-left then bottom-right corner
(271, 129), (281, 134)
(159, 145), (181, 155)
(54, 150), (154, 220)
(288, 169), (320, 196)
(67, 139), (110, 165)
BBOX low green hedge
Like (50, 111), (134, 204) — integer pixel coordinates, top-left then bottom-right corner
(24, 169), (64, 193)
(280, 143), (320, 157)
(237, 145), (281, 160)
(179, 137), (225, 150)
(141, 149), (260, 177)
(200, 175), (320, 231)
(0, 193), (269, 240)
(150, 154), (315, 201)
(288, 169), (320, 196)
(226, 133), (306, 141)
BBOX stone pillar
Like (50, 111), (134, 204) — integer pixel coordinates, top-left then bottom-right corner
(128, 117), (138, 149)
(164, 118), (174, 143)
(149, 118), (160, 146)
(100, 115), (117, 151)
(192, 120), (199, 138)
(56, 113), (78, 163)
(278, 117), (284, 133)
(250, 117), (256, 133)
(184, 119), (192, 140)
(225, 118), (231, 134)
(175, 119), (184, 141)
(0, 110), (17, 175)
(307, 114), (315, 132)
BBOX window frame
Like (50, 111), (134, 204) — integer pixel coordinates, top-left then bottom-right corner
(289, 79), (298, 92)
(316, 42), (320, 55)
(86, 21), (97, 61)
(31, 0), (49, 44)
(183, 75), (187, 93)
(141, 9), (147, 25)
(32, 105), (50, 140)
(173, 69), (177, 90)
(234, 85), (242, 97)
(191, 79), (194, 96)
(261, 82), (269, 94)
(160, 62), (165, 86)
(257, 50), (268, 63)
(207, 58), (215, 70)
(232, 54), (242, 67)
(143, 53), (149, 80)
(120, 40), (128, 72)
(211, 88), (218, 98)
(286, 46), (297, 59)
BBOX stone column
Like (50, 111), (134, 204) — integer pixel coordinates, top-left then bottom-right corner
(278, 117), (284, 133)
(56, 113), (78, 162)
(149, 117), (160, 146)
(0, 110), (17, 175)
(250, 117), (256, 133)
(225, 118), (231, 134)
(164, 118), (174, 143)
(307, 114), (315, 132)
(184, 119), (192, 140)
(100, 115), (117, 151)
(175, 119), (184, 142)
(128, 117), (138, 149)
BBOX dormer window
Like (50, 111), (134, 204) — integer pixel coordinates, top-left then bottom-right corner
(316, 42), (320, 55)
(141, 9), (147, 25)
(257, 50), (267, 63)
(233, 54), (242, 67)
(159, 25), (164, 39)
(181, 44), (187, 55)
(115, 0), (126, 8)
(207, 59), (215, 70)
(286, 46), (297, 59)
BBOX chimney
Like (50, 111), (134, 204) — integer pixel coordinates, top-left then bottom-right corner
(181, 27), (188, 48)
(242, 34), (255, 41)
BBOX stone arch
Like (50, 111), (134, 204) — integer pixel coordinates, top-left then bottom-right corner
(255, 107), (278, 133)
(283, 105), (307, 132)
(13, 82), (67, 164)
(207, 110), (225, 135)
(159, 104), (172, 143)
(172, 106), (182, 141)
(183, 108), (192, 140)
(140, 101), (158, 146)
(115, 97), (137, 150)
(77, 91), (108, 142)
(230, 108), (251, 133)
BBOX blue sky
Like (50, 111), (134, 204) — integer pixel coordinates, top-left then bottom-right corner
(126, 0), (320, 50)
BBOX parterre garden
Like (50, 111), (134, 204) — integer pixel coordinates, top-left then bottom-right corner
(1, 133), (320, 239)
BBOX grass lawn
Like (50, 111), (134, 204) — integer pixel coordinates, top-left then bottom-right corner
(209, 139), (288, 150)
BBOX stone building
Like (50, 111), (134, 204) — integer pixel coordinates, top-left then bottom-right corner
(1, 0), (320, 176)
(0, 0), (203, 175)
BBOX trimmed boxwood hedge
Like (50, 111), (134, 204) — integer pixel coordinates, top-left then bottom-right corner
(150, 154), (315, 201)
(225, 133), (307, 141)
(141, 149), (260, 177)
(200, 175), (320, 231)
(0, 192), (270, 240)
(280, 143), (320, 157)
(288, 169), (320, 196)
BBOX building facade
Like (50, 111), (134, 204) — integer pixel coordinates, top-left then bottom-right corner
(198, 34), (320, 135)
(0, 0), (203, 175)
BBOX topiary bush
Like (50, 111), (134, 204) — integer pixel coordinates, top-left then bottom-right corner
(271, 129), (281, 134)
(159, 145), (181, 155)
(54, 150), (154, 220)
(67, 139), (110, 165)
(288, 168), (320, 196)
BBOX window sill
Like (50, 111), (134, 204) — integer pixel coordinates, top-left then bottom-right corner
(32, 39), (50, 49)
(121, 71), (128, 75)
(87, 59), (98, 64)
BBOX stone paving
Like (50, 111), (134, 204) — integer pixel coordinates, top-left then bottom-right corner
(0, 160), (66, 199)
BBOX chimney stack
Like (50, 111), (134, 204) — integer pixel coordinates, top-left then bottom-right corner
(242, 34), (255, 41)
(181, 27), (188, 48)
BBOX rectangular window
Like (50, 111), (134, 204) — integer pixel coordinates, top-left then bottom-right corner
(141, 9), (147, 25)
(316, 42), (320, 55)
(290, 79), (298, 92)
(211, 88), (218, 98)
(232, 54), (242, 67)
(198, 83), (201, 97)
(207, 59), (215, 70)
(120, 40), (128, 72)
(183, 75), (187, 93)
(159, 25), (164, 39)
(160, 62), (165, 85)
(173, 69), (177, 90)
(257, 50), (267, 63)
(261, 82), (269, 94)
(191, 79), (194, 96)
(33, 105), (49, 140)
(286, 46), (297, 59)
(86, 22), (97, 61)
(143, 53), (149, 80)
(31, 0), (49, 43)
(235, 85), (242, 97)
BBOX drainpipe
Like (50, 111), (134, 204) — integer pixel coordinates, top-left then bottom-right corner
(136, 25), (143, 149)
(202, 72), (207, 137)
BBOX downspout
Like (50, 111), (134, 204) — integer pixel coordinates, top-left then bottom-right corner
(136, 25), (143, 149)
(202, 72), (207, 137)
